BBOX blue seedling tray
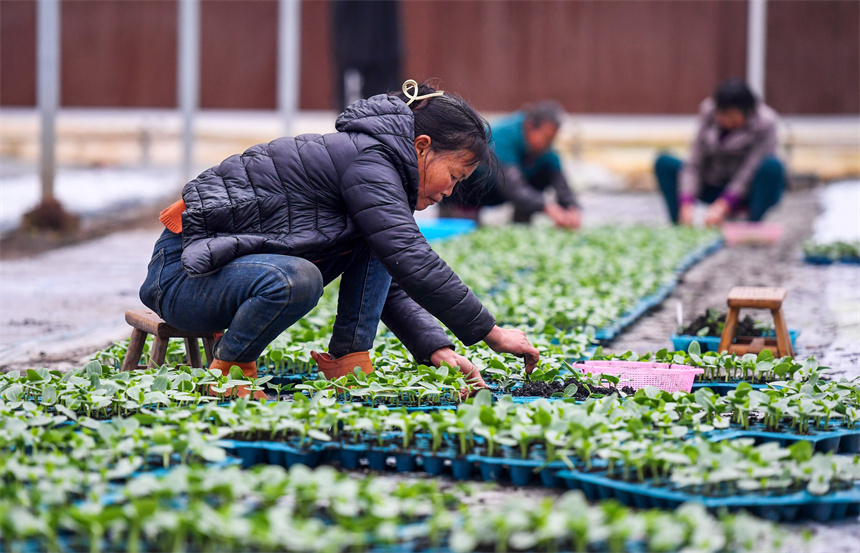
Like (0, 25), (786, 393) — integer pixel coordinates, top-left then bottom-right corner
(803, 255), (860, 266)
(556, 470), (860, 522)
(417, 218), (477, 242)
(690, 381), (779, 396)
(509, 396), (571, 404)
(265, 374), (310, 386)
(707, 427), (860, 454)
(672, 329), (800, 354)
(216, 439), (336, 469)
(461, 455), (577, 487)
(404, 404), (459, 412)
(804, 255), (834, 265)
(219, 438), (608, 489)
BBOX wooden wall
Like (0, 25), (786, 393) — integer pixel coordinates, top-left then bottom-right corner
(766, 0), (860, 114)
(1, 0), (857, 114)
(0, 0), (37, 106)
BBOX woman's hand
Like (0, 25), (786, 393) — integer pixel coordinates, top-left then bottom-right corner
(430, 347), (487, 388)
(562, 206), (582, 229)
(545, 203), (579, 229)
(482, 326), (540, 374)
(704, 198), (730, 227)
(679, 203), (695, 226)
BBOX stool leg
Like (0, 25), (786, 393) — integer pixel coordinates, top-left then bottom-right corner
(202, 337), (216, 368)
(771, 308), (794, 358)
(121, 329), (148, 372)
(149, 337), (169, 369)
(184, 337), (203, 368)
(719, 307), (740, 354)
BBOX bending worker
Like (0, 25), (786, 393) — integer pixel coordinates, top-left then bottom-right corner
(655, 80), (786, 226)
(441, 101), (581, 229)
(139, 80), (540, 399)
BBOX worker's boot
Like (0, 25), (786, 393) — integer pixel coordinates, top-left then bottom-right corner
(310, 351), (374, 380)
(208, 359), (267, 400)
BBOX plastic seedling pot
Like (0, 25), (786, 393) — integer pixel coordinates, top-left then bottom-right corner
(339, 443), (366, 470)
(506, 460), (536, 487)
(451, 457), (475, 480)
(474, 456), (505, 482)
(420, 453), (448, 476)
(318, 443), (339, 465)
(537, 461), (571, 488)
(839, 433), (860, 454)
(284, 444), (323, 468)
(265, 444), (287, 468)
(219, 440), (265, 468)
(366, 448), (390, 471)
(394, 451), (416, 473)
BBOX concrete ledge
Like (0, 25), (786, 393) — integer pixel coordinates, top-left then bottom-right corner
(2, 108), (858, 183)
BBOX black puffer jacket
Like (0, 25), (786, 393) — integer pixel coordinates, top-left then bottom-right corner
(179, 95), (495, 360)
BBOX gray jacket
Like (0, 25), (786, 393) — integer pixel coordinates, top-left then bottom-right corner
(178, 95), (496, 361)
(680, 98), (779, 201)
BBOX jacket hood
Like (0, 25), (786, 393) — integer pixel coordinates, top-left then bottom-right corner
(336, 94), (418, 177)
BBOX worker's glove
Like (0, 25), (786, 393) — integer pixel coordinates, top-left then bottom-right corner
(311, 350), (374, 380)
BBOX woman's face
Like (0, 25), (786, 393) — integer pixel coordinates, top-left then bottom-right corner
(414, 135), (478, 211)
(716, 108), (746, 131)
(524, 121), (558, 156)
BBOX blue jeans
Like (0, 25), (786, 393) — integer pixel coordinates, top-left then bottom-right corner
(654, 154), (786, 223)
(139, 229), (392, 362)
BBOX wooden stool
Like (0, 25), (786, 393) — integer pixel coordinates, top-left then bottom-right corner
(718, 286), (794, 357)
(121, 309), (218, 371)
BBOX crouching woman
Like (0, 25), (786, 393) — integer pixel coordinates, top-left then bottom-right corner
(139, 80), (540, 398)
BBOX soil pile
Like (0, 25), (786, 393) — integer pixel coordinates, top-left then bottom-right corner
(513, 377), (636, 399)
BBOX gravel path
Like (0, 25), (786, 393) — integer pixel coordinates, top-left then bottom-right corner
(604, 188), (860, 380)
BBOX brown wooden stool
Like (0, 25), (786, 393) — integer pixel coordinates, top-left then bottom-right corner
(718, 286), (794, 357)
(121, 309), (218, 371)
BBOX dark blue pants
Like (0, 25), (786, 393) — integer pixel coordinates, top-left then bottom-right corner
(654, 154), (786, 223)
(139, 230), (391, 362)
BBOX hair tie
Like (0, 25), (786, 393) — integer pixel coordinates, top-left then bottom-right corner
(402, 79), (444, 106)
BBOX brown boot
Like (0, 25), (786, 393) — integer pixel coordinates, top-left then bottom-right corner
(209, 359), (267, 400)
(310, 351), (374, 380)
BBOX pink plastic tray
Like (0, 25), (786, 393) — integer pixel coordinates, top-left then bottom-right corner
(722, 222), (783, 246)
(571, 360), (704, 393)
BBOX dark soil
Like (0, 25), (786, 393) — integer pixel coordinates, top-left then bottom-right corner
(512, 377), (636, 399)
(680, 309), (764, 337)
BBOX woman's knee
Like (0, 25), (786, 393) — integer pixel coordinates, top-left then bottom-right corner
(756, 157), (785, 181)
(654, 153), (682, 175)
(255, 256), (324, 311)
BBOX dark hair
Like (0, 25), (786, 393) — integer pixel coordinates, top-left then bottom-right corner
(393, 80), (500, 191)
(714, 80), (757, 115)
(393, 80), (495, 168)
(523, 100), (564, 129)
